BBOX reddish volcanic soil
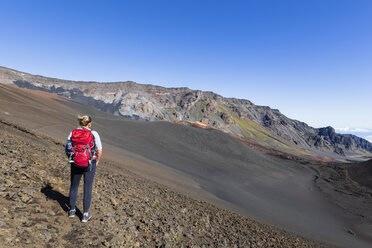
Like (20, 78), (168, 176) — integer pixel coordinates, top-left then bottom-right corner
(1, 84), (372, 247)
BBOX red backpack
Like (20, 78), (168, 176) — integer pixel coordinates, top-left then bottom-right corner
(70, 129), (95, 168)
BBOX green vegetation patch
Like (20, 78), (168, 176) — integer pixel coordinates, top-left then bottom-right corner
(190, 100), (207, 121)
(164, 108), (178, 121)
(219, 105), (310, 156)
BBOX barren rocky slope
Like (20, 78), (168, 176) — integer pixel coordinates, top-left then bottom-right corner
(1, 83), (372, 247)
(1, 66), (371, 161)
(0, 120), (331, 248)
(347, 159), (372, 189)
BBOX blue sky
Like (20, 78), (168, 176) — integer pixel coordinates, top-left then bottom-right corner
(1, 1), (371, 141)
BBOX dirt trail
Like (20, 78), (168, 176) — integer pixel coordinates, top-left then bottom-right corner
(0, 120), (330, 247)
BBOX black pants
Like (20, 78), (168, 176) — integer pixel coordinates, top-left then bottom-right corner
(69, 160), (97, 213)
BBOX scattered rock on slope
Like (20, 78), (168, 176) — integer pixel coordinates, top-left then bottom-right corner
(0, 120), (329, 247)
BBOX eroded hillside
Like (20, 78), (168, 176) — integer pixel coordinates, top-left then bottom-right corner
(0, 120), (328, 247)
(1, 66), (371, 161)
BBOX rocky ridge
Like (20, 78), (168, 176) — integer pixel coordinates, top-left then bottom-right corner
(0, 119), (330, 247)
(1, 66), (371, 160)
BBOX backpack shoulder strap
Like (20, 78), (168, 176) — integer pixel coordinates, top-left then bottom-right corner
(89, 130), (96, 148)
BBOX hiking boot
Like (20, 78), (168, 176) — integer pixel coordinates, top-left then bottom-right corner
(81, 213), (92, 223)
(68, 209), (76, 218)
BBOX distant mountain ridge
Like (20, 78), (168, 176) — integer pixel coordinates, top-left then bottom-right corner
(1, 65), (371, 161)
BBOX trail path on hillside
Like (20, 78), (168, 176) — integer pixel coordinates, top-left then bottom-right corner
(0, 120), (331, 247)
(1, 84), (371, 247)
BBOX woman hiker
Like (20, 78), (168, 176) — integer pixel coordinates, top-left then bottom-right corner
(65, 115), (102, 222)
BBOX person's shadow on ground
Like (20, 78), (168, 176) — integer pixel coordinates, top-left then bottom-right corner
(41, 184), (83, 219)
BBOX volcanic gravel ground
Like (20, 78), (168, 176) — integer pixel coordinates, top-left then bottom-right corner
(0, 121), (331, 247)
(313, 163), (372, 244)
